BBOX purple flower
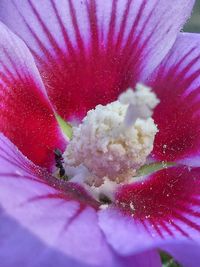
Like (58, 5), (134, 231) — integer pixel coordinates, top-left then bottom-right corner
(0, 1), (200, 266)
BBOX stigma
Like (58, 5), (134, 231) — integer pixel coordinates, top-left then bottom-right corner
(62, 83), (159, 196)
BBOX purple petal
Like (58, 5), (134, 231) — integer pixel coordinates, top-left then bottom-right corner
(0, 209), (94, 267)
(0, 133), (117, 267)
(99, 207), (162, 255)
(1, 213), (155, 267)
(99, 208), (200, 266)
(0, 0), (194, 120)
(117, 250), (162, 267)
(0, 22), (66, 170)
(99, 166), (200, 266)
(161, 241), (200, 267)
(115, 166), (200, 241)
(150, 33), (200, 166)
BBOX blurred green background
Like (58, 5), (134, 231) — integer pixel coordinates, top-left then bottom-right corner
(184, 1), (200, 32)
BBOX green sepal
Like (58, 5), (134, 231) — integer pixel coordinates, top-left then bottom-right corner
(55, 114), (73, 139)
(137, 162), (175, 177)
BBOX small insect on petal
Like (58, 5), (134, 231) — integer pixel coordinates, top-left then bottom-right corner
(54, 148), (68, 180)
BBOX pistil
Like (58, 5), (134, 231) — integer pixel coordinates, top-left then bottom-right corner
(61, 83), (159, 198)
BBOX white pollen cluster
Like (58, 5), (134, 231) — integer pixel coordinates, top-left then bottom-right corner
(63, 83), (159, 189)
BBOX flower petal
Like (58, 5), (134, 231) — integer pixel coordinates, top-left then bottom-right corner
(0, 208), (161, 267)
(161, 242), (200, 267)
(0, 22), (66, 169)
(0, 0), (194, 120)
(99, 166), (200, 266)
(117, 250), (162, 267)
(0, 133), (118, 266)
(100, 209), (200, 267)
(0, 209), (97, 267)
(151, 33), (200, 164)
